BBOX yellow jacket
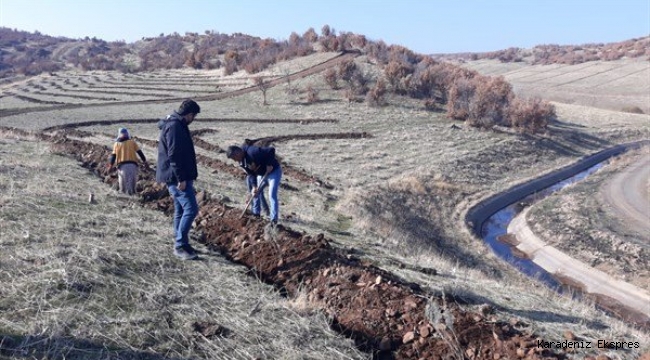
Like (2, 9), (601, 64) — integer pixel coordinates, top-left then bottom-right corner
(112, 139), (144, 165)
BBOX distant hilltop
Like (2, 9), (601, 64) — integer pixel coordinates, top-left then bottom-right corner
(432, 36), (650, 65)
(1, 26), (648, 79)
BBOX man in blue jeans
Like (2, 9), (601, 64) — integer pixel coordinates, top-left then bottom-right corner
(246, 173), (270, 217)
(226, 144), (282, 224)
(156, 99), (201, 260)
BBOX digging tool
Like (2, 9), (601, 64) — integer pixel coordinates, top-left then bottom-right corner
(240, 173), (269, 218)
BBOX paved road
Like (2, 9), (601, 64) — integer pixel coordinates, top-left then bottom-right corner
(466, 141), (650, 325)
(509, 207), (650, 319)
(601, 151), (650, 243)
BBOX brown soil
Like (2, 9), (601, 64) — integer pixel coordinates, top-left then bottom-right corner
(34, 129), (568, 359)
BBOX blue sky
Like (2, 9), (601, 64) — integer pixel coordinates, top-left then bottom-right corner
(1, 0), (648, 54)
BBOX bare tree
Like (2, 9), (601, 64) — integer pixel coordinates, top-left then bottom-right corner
(253, 76), (270, 105)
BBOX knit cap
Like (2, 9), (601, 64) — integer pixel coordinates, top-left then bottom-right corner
(117, 127), (129, 140)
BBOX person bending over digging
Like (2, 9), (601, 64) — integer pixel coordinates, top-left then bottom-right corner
(241, 139), (270, 217)
(156, 99), (201, 261)
(108, 127), (148, 195)
(226, 143), (282, 225)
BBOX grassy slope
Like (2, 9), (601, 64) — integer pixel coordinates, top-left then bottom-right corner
(0, 136), (364, 360)
(1, 53), (649, 358)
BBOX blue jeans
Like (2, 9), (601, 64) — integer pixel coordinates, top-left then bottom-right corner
(167, 181), (198, 249)
(247, 175), (269, 216)
(258, 167), (282, 223)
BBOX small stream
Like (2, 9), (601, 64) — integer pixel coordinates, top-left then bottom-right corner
(480, 162), (605, 290)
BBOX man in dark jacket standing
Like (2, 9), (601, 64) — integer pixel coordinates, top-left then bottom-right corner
(156, 99), (201, 260)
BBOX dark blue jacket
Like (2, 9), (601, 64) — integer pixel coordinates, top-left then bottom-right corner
(156, 112), (198, 184)
(241, 145), (280, 176)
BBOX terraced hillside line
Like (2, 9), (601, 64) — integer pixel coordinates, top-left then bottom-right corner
(41, 118), (338, 132)
(192, 137), (223, 153)
(31, 90), (119, 101)
(44, 133), (566, 360)
(501, 64), (571, 81)
(510, 62), (601, 82)
(85, 84), (218, 94)
(190, 128), (220, 137)
(0, 51), (358, 118)
(56, 86), (178, 98)
(550, 64), (629, 88)
(98, 79), (251, 86)
(591, 66), (650, 88)
(248, 131), (372, 147)
(2, 91), (68, 105)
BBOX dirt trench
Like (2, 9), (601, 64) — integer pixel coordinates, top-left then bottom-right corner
(40, 132), (568, 360)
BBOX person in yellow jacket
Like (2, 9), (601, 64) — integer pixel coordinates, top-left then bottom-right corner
(108, 127), (148, 195)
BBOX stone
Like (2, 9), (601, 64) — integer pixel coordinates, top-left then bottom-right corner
(402, 331), (415, 344)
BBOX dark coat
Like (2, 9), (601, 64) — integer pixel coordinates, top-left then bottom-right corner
(241, 145), (280, 176)
(156, 112), (198, 184)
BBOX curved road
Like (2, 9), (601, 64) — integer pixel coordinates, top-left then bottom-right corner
(506, 150), (650, 325)
(467, 141), (650, 326)
(601, 151), (650, 241)
(509, 207), (650, 322)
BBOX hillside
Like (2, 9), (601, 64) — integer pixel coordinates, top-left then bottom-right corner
(0, 26), (342, 78)
(433, 36), (650, 64)
(1, 29), (649, 360)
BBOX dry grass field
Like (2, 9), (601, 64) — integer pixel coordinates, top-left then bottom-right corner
(1, 51), (649, 359)
(461, 58), (650, 114)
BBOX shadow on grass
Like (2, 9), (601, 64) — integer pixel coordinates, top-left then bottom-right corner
(357, 189), (503, 279)
(436, 290), (610, 331)
(0, 333), (187, 360)
(492, 120), (612, 158)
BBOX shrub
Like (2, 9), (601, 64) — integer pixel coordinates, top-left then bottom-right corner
(302, 28), (318, 43)
(306, 86), (319, 104)
(337, 59), (357, 83)
(319, 36), (340, 52)
(321, 25), (332, 38)
(223, 58), (237, 75)
(350, 70), (370, 95)
(447, 77), (476, 120)
(323, 68), (338, 89)
(344, 88), (356, 103)
(507, 97), (555, 133)
(384, 60), (413, 93)
(423, 98), (441, 112)
(468, 76), (514, 127)
(366, 79), (387, 107)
